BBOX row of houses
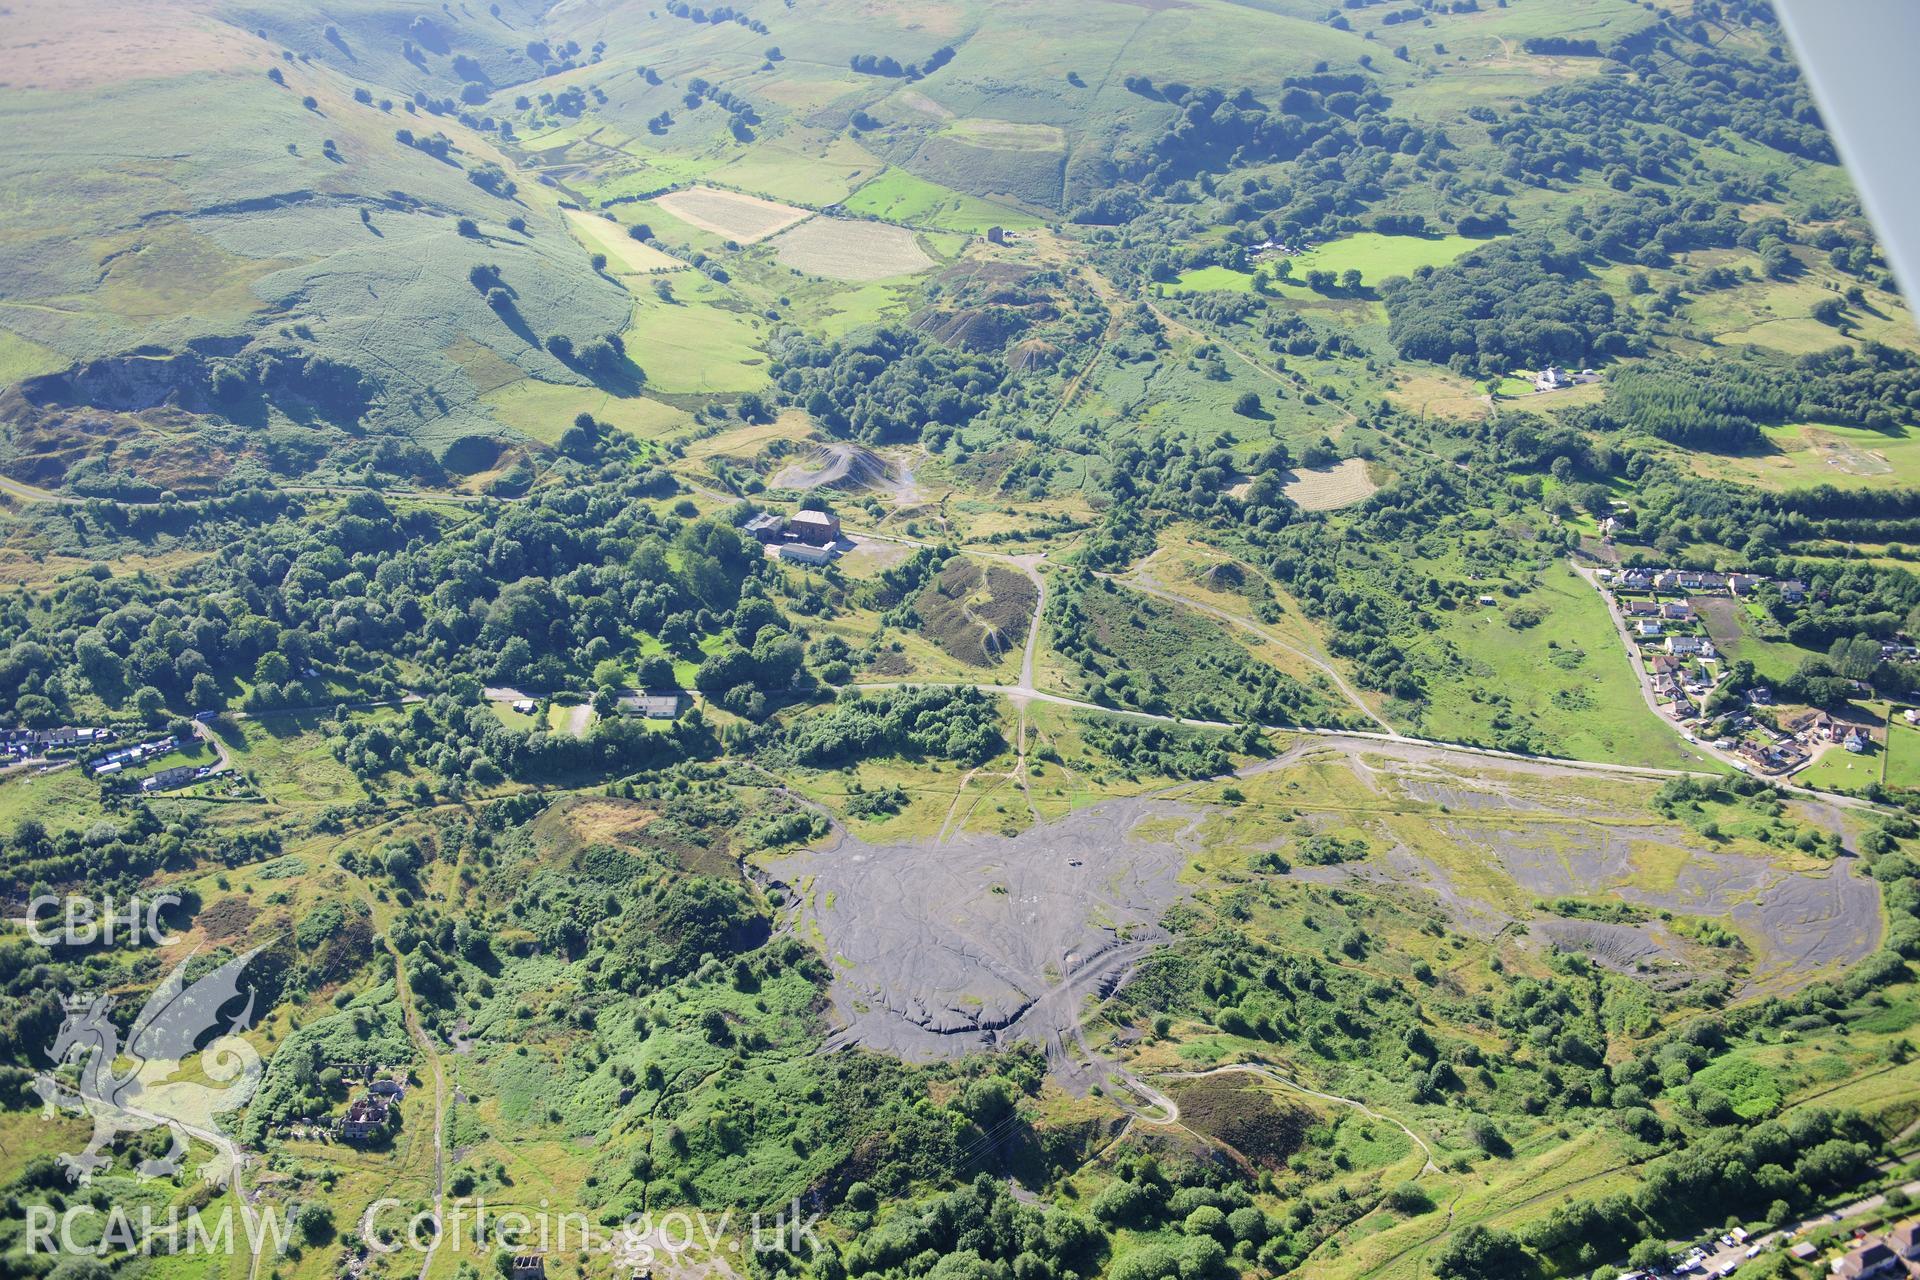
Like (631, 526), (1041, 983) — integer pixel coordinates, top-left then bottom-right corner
(86, 735), (179, 777)
(4, 725), (112, 762)
(1608, 567), (1805, 600)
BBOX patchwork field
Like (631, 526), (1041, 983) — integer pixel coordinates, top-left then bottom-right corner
(620, 270), (770, 393)
(1281, 459), (1378, 511)
(563, 209), (683, 275)
(1407, 561), (1706, 768)
(840, 168), (1042, 233)
(1885, 717), (1920, 791)
(653, 186), (814, 243)
(940, 118), (1068, 151)
(1173, 233), (1501, 294)
(771, 217), (936, 281)
(480, 379), (693, 444)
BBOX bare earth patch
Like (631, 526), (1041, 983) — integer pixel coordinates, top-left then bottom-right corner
(655, 186), (813, 244)
(1281, 458), (1378, 510)
(772, 218), (934, 281)
(1255, 744), (1880, 995)
(1807, 428), (1894, 476)
(764, 797), (1202, 1065)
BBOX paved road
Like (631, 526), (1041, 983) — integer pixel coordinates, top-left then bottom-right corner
(0, 473), (71, 504)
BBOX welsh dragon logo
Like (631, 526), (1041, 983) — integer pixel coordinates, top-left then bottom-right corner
(34, 946), (267, 1187)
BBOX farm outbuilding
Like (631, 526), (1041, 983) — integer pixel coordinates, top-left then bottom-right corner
(778, 543), (835, 566)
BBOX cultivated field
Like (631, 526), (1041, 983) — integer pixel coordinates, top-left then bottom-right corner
(1281, 459), (1378, 511)
(940, 118), (1067, 151)
(563, 209), (683, 274)
(654, 186), (814, 243)
(771, 218), (935, 281)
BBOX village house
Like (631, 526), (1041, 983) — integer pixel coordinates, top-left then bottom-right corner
(1749, 687), (1774, 706)
(1617, 568), (1655, 591)
(1636, 619), (1664, 639)
(1728, 573), (1766, 596)
(1535, 366), (1570, 391)
(1826, 1219), (1920, 1278)
(620, 692), (682, 719)
(1792, 710), (1842, 743)
(1666, 635), (1716, 658)
(1834, 1238), (1900, 1279)
(141, 764), (200, 793)
(1622, 600), (1662, 618)
(1779, 579), (1809, 602)
(1845, 728), (1872, 754)
(1661, 601), (1695, 621)
(1650, 654), (1683, 676)
(787, 509), (841, 546)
